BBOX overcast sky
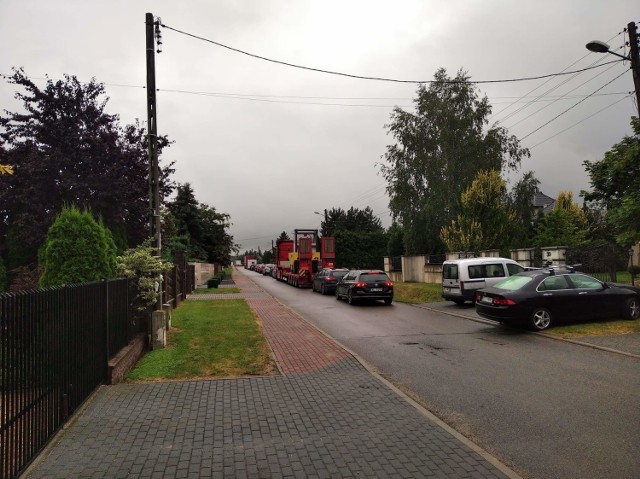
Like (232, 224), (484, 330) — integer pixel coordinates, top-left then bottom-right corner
(2, 1), (638, 252)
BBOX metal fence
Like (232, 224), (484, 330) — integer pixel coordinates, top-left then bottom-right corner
(566, 243), (623, 282)
(0, 278), (135, 479)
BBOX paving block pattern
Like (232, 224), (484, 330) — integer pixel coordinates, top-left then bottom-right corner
(26, 269), (514, 479)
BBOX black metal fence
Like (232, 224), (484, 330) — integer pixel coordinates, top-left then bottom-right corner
(566, 243), (623, 282)
(0, 278), (135, 479)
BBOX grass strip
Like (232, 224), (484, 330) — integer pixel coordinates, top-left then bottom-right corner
(393, 282), (443, 304)
(192, 287), (242, 294)
(128, 299), (275, 381)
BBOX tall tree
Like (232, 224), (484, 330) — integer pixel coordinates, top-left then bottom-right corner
(380, 68), (529, 254)
(0, 69), (174, 283)
(166, 183), (236, 264)
(321, 206), (383, 236)
(534, 192), (588, 248)
(440, 170), (516, 253)
(582, 117), (640, 246)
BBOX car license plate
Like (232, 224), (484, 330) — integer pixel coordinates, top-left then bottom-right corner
(481, 296), (493, 304)
(370, 288), (382, 292)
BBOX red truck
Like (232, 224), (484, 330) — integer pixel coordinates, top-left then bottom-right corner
(244, 255), (257, 269)
(280, 229), (336, 288)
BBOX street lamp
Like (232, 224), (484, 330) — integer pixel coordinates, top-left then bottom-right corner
(586, 21), (640, 115)
(585, 40), (627, 58)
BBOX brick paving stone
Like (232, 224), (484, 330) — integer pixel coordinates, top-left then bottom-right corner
(25, 267), (517, 479)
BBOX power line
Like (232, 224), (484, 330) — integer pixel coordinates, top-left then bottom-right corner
(520, 69), (629, 141)
(528, 93), (634, 149)
(160, 22), (622, 84)
(489, 31), (624, 123)
(503, 61), (624, 130)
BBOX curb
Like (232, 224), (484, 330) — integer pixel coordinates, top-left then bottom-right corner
(238, 271), (523, 479)
(414, 303), (640, 360)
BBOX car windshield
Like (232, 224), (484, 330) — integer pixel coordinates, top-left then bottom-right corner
(494, 275), (533, 291)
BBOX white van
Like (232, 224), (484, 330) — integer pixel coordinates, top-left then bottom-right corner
(441, 257), (526, 305)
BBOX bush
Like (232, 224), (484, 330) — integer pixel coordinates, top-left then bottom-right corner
(40, 206), (117, 287)
(117, 242), (173, 310)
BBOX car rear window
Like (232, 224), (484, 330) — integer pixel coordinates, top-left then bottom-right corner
(494, 275), (533, 291)
(332, 271), (348, 278)
(443, 264), (458, 279)
(360, 273), (389, 282)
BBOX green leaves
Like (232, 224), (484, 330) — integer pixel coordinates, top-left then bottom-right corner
(380, 68), (529, 254)
(583, 117), (640, 247)
(40, 205), (117, 287)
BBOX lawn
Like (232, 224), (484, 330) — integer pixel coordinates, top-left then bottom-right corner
(192, 287), (242, 294)
(128, 299), (276, 381)
(545, 319), (640, 338)
(393, 282), (443, 304)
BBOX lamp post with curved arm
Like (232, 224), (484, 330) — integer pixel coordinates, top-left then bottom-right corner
(586, 21), (640, 116)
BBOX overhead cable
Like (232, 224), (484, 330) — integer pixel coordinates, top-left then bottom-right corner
(160, 23), (621, 84)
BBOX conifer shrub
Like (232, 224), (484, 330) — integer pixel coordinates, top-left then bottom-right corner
(40, 206), (117, 287)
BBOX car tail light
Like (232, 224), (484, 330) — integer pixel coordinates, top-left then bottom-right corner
(386, 281), (393, 287)
(327, 276), (335, 281)
(475, 292), (482, 302)
(355, 282), (366, 288)
(493, 298), (516, 306)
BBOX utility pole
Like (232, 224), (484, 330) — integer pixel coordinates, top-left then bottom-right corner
(146, 12), (162, 310)
(627, 21), (640, 116)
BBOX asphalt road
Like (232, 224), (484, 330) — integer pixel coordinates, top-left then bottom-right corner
(246, 271), (640, 479)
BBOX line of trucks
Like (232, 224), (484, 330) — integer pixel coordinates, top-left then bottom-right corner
(244, 229), (336, 288)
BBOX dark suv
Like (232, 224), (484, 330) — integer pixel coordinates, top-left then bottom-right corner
(312, 268), (349, 295)
(335, 270), (394, 305)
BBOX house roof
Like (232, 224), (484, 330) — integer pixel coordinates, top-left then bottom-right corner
(533, 192), (555, 213)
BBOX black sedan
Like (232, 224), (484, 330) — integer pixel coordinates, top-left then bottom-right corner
(474, 269), (640, 331)
(312, 268), (349, 295)
(335, 270), (393, 305)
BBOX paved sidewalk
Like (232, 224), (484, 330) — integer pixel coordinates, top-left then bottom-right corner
(26, 269), (518, 479)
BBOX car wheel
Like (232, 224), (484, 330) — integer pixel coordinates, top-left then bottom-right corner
(321, 284), (326, 295)
(384, 298), (392, 305)
(529, 307), (552, 331)
(623, 296), (640, 320)
(347, 289), (356, 305)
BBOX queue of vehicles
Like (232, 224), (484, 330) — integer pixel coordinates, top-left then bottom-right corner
(245, 229), (394, 305)
(246, 244), (640, 329)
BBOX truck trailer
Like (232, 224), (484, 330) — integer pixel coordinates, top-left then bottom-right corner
(281, 229), (336, 288)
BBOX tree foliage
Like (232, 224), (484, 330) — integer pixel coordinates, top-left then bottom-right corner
(40, 206), (117, 287)
(334, 230), (387, 270)
(116, 242), (173, 310)
(582, 116), (640, 247)
(380, 68), (529, 254)
(440, 170), (516, 252)
(166, 183), (236, 265)
(321, 206), (383, 237)
(534, 192), (587, 248)
(0, 68), (175, 286)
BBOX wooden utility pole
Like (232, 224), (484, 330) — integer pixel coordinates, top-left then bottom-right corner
(627, 21), (640, 116)
(146, 12), (162, 309)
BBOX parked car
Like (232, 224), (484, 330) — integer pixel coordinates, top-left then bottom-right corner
(442, 257), (526, 305)
(312, 268), (349, 295)
(263, 264), (275, 276)
(474, 268), (640, 331)
(335, 270), (393, 305)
